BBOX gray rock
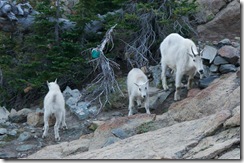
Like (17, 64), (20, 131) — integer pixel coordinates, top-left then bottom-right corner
(213, 56), (228, 65)
(201, 45), (217, 64)
(102, 137), (121, 148)
(9, 108), (32, 123)
(0, 134), (7, 141)
(0, 106), (10, 122)
(218, 38), (231, 48)
(17, 132), (31, 142)
(198, 75), (219, 89)
(8, 129), (17, 136)
(209, 64), (219, 73)
(218, 148), (240, 159)
(202, 65), (211, 78)
(0, 128), (7, 135)
(111, 111), (123, 117)
(16, 144), (36, 152)
(88, 106), (98, 117)
(66, 97), (79, 108)
(184, 127), (239, 159)
(219, 64), (237, 74)
(111, 128), (129, 139)
(63, 86), (81, 99)
(0, 152), (17, 159)
(69, 102), (89, 120)
(149, 65), (161, 87)
(197, 0), (240, 40)
(149, 89), (172, 110)
(218, 45), (240, 64)
(65, 86), (95, 120)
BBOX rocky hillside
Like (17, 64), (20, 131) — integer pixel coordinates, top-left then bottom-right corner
(0, 37), (240, 159)
(0, 0), (241, 159)
(25, 72), (240, 159)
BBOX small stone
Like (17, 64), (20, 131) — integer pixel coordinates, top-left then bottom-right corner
(201, 45), (217, 64)
(0, 128), (7, 135)
(9, 108), (32, 123)
(8, 129), (18, 136)
(219, 64), (237, 74)
(218, 46), (240, 64)
(16, 144), (36, 152)
(111, 128), (129, 139)
(0, 152), (17, 159)
(219, 38), (231, 45)
(0, 135), (7, 141)
(234, 37), (240, 41)
(231, 41), (240, 48)
(198, 75), (219, 89)
(209, 64), (219, 73)
(213, 56), (228, 65)
(17, 132), (31, 142)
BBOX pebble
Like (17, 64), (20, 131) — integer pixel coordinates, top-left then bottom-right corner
(8, 129), (18, 136)
(17, 132), (31, 142)
(198, 75), (219, 89)
(16, 144), (36, 152)
(219, 64), (237, 74)
(0, 128), (7, 135)
(111, 128), (129, 139)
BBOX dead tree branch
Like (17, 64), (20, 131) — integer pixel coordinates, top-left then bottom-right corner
(83, 24), (124, 116)
(122, 0), (198, 69)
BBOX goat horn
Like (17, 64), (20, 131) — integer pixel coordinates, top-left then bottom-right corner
(191, 46), (197, 57)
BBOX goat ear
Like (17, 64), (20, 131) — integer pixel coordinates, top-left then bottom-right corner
(54, 78), (57, 83)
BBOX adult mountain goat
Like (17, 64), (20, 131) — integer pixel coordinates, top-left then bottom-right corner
(42, 79), (67, 141)
(127, 68), (150, 116)
(160, 33), (204, 101)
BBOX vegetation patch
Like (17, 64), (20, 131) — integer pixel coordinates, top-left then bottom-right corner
(136, 121), (156, 134)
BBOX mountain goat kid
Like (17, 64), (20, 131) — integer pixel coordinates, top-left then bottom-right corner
(160, 33), (204, 101)
(42, 79), (67, 141)
(127, 68), (150, 116)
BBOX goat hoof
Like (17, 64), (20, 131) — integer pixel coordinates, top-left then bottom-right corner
(55, 137), (60, 141)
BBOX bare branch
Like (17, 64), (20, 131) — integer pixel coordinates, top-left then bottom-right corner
(82, 24), (124, 116)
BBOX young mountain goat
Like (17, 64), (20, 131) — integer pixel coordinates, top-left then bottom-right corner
(127, 68), (150, 116)
(42, 79), (67, 141)
(160, 33), (204, 101)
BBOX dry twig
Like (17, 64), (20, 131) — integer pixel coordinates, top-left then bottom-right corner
(83, 24), (124, 116)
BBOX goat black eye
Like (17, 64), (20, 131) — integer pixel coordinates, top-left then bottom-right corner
(193, 59), (196, 62)
(139, 88), (141, 91)
(145, 87), (147, 90)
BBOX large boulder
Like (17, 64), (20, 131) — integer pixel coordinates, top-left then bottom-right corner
(61, 111), (239, 159)
(89, 114), (156, 150)
(197, 0), (240, 40)
(218, 45), (240, 64)
(9, 108), (32, 123)
(25, 72), (240, 159)
(167, 72), (239, 122)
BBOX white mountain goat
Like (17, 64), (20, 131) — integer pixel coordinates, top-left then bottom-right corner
(42, 79), (67, 141)
(160, 33), (204, 101)
(127, 68), (150, 116)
